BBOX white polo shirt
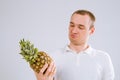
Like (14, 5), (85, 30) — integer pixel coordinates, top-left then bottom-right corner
(50, 45), (115, 80)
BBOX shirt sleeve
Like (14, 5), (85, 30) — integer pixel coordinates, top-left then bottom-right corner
(102, 53), (115, 80)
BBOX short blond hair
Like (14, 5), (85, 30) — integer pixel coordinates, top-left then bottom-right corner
(72, 10), (96, 28)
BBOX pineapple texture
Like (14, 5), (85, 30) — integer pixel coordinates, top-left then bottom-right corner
(19, 39), (52, 73)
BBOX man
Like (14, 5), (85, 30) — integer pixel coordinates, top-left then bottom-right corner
(35, 10), (115, 80)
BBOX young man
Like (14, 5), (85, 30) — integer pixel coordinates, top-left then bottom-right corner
(35, 10), (115, 80)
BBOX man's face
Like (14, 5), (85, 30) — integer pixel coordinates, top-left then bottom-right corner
(69, 13), (95, 45)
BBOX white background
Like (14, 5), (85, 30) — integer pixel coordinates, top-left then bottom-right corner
(0, 0), (120, 80)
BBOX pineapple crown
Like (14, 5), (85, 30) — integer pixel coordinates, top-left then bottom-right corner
(19, 39), (38, 63)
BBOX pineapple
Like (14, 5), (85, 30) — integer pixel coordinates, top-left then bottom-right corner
(19, 39), (52, 73)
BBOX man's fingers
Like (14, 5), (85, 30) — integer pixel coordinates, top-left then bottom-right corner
(44, 62), (54, 76)
(34, 62), (56, 80)
(49, 64), (56, 76)
(51, 62), (56, 73)
(40, 63), (48, 74)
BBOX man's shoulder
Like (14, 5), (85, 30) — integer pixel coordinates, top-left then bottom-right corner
(91, 48), (111, 60)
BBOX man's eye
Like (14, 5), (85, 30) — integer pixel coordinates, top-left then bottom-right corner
(70, 25), (74, 27)
(79, 26), (85, 29)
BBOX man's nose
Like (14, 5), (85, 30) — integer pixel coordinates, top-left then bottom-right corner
(72, 27), (78, 33)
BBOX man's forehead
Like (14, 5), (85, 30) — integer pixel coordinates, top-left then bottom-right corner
(70, 14), (91, 26)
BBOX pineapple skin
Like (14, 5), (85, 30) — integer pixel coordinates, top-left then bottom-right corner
(30, 51), (52, 73)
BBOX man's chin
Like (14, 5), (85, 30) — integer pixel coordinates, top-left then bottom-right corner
(70, 41), (81, 46)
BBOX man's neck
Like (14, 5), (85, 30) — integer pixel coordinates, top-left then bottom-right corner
(69, 43), (89, 53)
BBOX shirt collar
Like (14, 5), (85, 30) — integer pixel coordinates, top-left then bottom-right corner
(64, 45), (93, 54)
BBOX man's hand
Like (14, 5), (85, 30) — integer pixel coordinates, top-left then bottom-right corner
(35, 62), (56, 80)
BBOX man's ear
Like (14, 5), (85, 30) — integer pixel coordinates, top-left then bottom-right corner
(89, 26), (95, 35)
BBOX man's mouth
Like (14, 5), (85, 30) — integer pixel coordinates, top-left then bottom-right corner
(71, 34), (77, 38)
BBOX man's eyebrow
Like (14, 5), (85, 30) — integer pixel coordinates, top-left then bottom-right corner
(78, 24), (85, 27)
(70, 22), (85, 27)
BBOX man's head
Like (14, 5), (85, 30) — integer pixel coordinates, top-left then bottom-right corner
(72, 10), (95, 28)
(69, 10), (95, 46)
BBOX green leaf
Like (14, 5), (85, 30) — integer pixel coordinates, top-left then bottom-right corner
(19, 38), (39, 63)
